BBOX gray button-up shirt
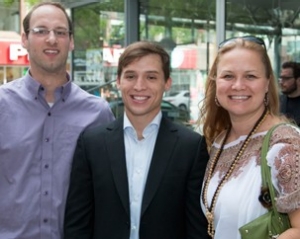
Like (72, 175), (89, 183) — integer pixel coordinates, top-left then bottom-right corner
(0, 73), (114, 239)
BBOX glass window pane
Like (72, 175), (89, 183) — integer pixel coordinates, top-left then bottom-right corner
(72, 1), (124, 101)
(225, 0), (300, 76)
(139, 0), (215, 126)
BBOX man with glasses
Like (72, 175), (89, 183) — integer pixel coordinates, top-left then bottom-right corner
(279, 61), (300, 126)
(0, 2), (114, 239)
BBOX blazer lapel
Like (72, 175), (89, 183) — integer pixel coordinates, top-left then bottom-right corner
(106, 117), (130, 215)
(141, 117), (178, 215)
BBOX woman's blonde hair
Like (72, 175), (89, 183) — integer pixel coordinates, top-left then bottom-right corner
(198, 37), (280, 148)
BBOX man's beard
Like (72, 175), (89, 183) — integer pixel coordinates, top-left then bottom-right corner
(282, 82), (297, 95)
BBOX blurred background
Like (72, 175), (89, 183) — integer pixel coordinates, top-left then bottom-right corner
(1, 0), (300, 129)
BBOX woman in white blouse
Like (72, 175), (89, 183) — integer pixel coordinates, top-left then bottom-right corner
(198, 36), (300, 239)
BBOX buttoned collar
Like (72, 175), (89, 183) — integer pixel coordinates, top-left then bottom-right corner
(23, 71), (72, 102)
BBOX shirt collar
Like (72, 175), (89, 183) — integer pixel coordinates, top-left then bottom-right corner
(123, 111), (162, 138)
(24, 71), (72, 101)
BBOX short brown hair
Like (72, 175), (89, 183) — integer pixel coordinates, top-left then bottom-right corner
(117, 41), (171, 81)
(23, 1), (72, 36)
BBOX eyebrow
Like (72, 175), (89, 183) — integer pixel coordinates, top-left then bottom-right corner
(34, 25), (68, 30)
(123, 70), (159, 74)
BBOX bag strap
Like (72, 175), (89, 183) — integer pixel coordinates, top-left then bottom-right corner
(260, 123), (286, 215)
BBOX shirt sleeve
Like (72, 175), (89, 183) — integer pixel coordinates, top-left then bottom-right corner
(266, 124), (300, 213)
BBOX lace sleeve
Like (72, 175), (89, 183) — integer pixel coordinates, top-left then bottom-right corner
(266, 124), (300, 213)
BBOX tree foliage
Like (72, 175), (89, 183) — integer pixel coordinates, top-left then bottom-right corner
(4, 0), (41, 7)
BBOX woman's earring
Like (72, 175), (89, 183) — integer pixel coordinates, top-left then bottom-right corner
(264, 92), (269, 107)
(215, 96), (221, 107)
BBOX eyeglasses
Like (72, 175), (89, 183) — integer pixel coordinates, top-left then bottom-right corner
(28, 27), (71, 38)
(218, 36), (266, 49)
(279, 76), (294, 82)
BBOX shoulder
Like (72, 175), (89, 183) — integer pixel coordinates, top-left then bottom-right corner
(70, 83), (106, 103)
(160, 117), (202, 141)
(0, 78), (26, 107)
(69, 83), (112, 112)
(267, 123), (300, 180)
(270, 123), (300, 145)
(81, 117), (121, 139)
(0, 77), (24, 93)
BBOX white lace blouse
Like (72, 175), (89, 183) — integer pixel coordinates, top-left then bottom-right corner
(200, 124), (300, 239)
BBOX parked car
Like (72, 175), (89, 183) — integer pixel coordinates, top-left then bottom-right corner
(163, 90), (190, 110)
(109, 99), (190, 127)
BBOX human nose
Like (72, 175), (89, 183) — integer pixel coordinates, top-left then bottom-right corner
(133, 77), (146, 90)
(231, 77), (245, 90)
(46, 31), (57, 44)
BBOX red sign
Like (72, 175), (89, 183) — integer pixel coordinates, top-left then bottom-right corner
(0, 41), (29, 65)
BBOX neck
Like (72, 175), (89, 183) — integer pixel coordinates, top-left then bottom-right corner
(228, 109), (268, 142)
(29, 69), (68, 103)
(288, 91), (300, 98)
(127, 115), (151, 140)
(29, 68), (68, 88)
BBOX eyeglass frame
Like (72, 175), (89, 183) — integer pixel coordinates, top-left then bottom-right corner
(218, 35), (266, 49)
(27, 27), (72, 38)
(278, 76), (295, 82)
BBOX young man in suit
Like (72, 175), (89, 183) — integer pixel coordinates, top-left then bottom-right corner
(64, 41), (209, 239)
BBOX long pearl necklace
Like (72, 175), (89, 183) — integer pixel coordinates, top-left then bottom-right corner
(202, 108), (269, 238)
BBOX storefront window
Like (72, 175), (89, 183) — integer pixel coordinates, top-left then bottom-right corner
(72, 1), (124, 99)
(0, 66), (27, 85)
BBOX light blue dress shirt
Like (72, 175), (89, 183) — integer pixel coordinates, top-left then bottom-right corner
(0, 73), (114, 239)
(124, 111), (161, 239)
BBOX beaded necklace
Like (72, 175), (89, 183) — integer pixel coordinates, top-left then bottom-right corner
(202, 108), (269, 238)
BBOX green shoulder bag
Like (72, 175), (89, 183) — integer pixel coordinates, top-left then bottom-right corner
(239, 124), (291, 239)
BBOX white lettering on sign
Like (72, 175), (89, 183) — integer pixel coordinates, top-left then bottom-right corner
(103, 48), (124, 63)
(9, 44), (28, 61)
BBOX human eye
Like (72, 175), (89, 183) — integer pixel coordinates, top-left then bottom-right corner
(124, 74), (135, 80)
(221, 74), (234, 81)
(147, 75), (157, 80)
(245, 74), (257, 80)
(32, 28), (49, 36)
(55, 29), (68, 37)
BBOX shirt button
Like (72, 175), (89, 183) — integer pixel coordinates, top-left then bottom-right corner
(48, 112), (51, 116)
(44, 164), (49, 169)
(45, 138), (50, 142)
(43, 218), (48, 223)
(44, 191), (48, 196)
(131, 225), (136, 230)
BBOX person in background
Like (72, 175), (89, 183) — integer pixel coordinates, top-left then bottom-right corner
(0, 2), (114, 239)
(198, 36), (300, 239)
(64, 41), (210, 239)
(279, 61), (300, 126)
